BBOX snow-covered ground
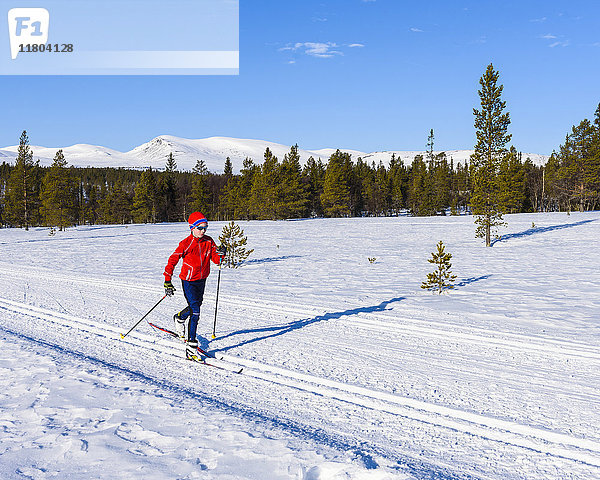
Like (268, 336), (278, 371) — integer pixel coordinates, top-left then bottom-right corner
(1, 211), (599, 479)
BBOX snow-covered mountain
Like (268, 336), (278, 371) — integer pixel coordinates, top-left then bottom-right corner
(0, 135), (550, 172)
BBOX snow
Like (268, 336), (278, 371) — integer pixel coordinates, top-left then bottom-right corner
(0, 135), (549, 172)
(0, 211), (599, 479)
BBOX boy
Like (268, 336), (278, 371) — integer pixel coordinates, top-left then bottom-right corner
(163, 212), (225, 359)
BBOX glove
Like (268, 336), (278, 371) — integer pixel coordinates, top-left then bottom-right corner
(164, 280), (175, 296)
(217, 245), (227, 256)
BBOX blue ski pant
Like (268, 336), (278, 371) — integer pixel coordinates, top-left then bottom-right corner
(179, 278), (207, 342)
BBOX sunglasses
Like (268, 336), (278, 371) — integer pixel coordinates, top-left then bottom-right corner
(195, 226), (207, 231)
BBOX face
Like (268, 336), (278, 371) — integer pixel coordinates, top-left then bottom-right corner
(191, 225), (207, 238)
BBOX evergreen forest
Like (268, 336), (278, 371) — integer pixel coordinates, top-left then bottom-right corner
(1, 99), (599, 230)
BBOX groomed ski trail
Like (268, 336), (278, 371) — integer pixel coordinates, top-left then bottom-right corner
(1, 296), (600, 469)
(2, 262), (598, 361)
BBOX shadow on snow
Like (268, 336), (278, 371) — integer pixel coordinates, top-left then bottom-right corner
(454, 275), (492, 288)
(491, 219), (597, 246)
(243, 255), (304, 265)
(210, 297), (406, 354)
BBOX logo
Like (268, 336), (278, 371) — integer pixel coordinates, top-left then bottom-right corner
(8, 8), (50, 59)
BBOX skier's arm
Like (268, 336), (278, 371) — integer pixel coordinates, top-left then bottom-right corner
(163, 240), (186, 281)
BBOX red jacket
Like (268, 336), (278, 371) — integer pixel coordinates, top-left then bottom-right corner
(164, 234), (220, 282)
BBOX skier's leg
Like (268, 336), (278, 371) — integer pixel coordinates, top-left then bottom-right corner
(186, 279), (206, 343)
(171, 281), (190, 337)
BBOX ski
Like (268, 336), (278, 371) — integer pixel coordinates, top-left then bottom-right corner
(148, 321), (181, 339)
(148, 321), (241, 373)
(186, 353), (242, 373)
(149, 321), (215, 357)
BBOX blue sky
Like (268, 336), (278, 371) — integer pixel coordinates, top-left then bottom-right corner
(1, 0), (599, 156)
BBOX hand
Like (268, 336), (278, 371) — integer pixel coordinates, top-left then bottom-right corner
(164, 280), (175, 296)
(217, 245), (227, 257)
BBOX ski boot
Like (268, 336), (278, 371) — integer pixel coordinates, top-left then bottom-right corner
(173, 312), (186, 338)
(185, 339), (201, 361)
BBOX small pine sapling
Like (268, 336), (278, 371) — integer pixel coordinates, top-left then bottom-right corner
(421, 241), (457, 294)
(218, 221), (254, 268)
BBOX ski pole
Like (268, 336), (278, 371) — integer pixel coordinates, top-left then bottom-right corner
(120, 294), (167, 339)
(212, 261), (222, 339)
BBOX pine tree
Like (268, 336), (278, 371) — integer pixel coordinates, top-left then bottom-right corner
(426, 129), (435, 164)
(218, 220), (254, 268)
(431, 153), (451, 214)
(220, 177), (237, 221)
(544, 106), (600, 212)
(82, 183), (100, 225)
(4, 131), (40, 229)
(522, 159), (543, 212)
(590, 103), (600, 204)
(279, 144), (309, 218)
(231, 157), (258, 220)
(423, 129), (440, 215)
(100, 182), (132, 224)
(374, 160), (390, 215)
(40, 150), (77, 230)
(452, 161), (471, 215)
(249, 148), (280, 219)
(470, 64), (511, 246)
(132, 167), (158, 223)
(497, 147), (525, 214)
(389, 154), (408, 214)
(321, 150), (352, 217)
(224, 157), (233, 178)
(557, 119), (598, 211)
(352, 158), (370, 215)
(218, 157), (237, 220)
(158, 153), (179, 221)
(421, 241), (457, 294)
(190, 159), (210, 215)
(408, 155), (430, 215)
(165, 153), (178, 173)
(0, 164), (7, 225)
(303, 156), (325, 217)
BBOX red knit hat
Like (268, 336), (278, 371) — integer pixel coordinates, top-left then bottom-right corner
(188, 212), (208, 230)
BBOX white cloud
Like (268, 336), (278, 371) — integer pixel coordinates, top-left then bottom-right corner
(410, 27), (424, 32)
(281, 42), (344, 58)
(531, 16), (547, 23)
(279, 41), (364, 60)
(538, 32), (570, 48)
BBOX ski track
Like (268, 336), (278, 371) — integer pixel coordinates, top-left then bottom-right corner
(5, 264), (600, 412)
(2, 256), (600, 479)
(1, 296), (600, 471)
(2, 262), (598, 360)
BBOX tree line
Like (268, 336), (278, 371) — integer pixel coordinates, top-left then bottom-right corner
(544, 105), (600, 213)
(1, 107), (598, 230)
